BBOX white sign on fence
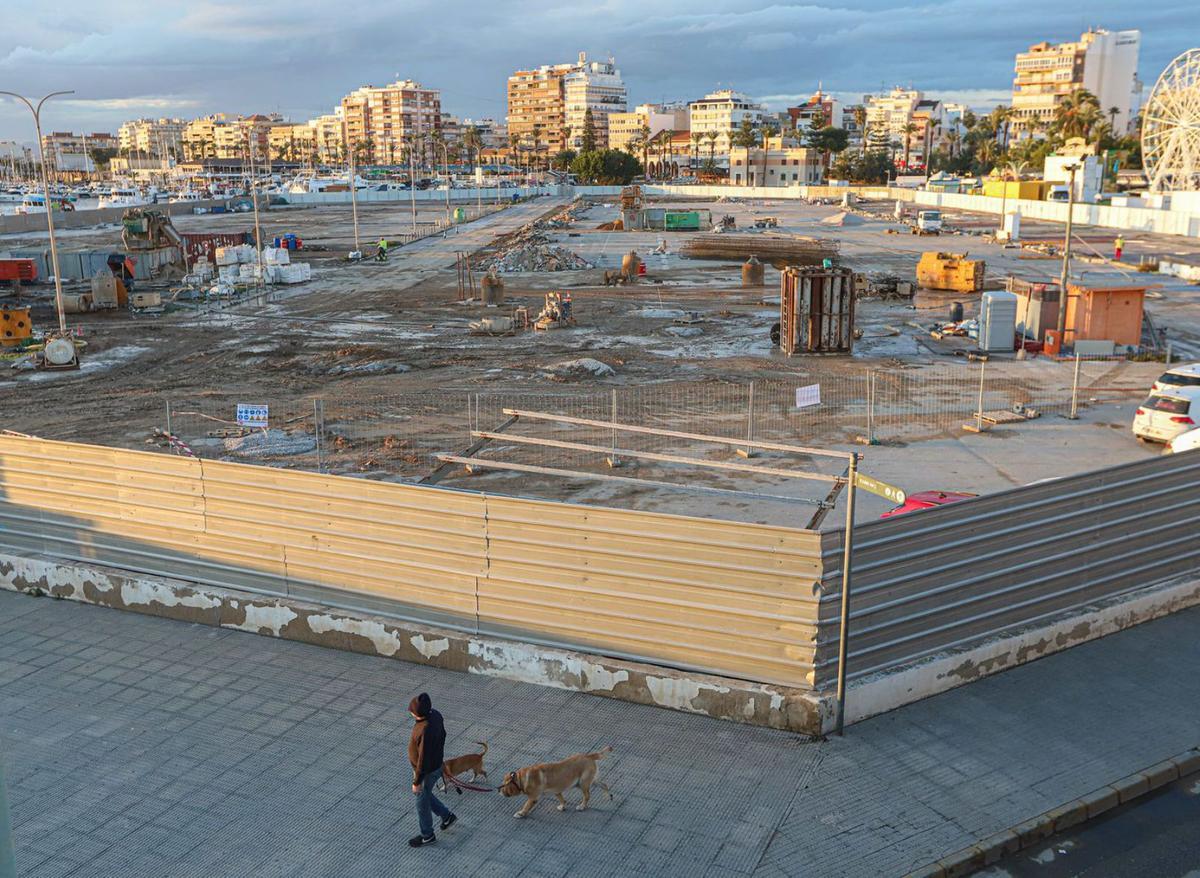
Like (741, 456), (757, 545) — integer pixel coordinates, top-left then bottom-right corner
(236, 403), (269, 428)
(795, 384), (821, 408)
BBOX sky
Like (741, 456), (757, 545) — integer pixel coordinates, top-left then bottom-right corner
(0, 0), (1196, 143)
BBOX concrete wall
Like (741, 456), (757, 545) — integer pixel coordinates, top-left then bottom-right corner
(0, 198), (231, 236)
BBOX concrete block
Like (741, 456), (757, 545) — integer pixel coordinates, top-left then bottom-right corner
(1012, 816), (1057, 847)
(1140, 760), (1181, 791)
(1050, 799), (1089, 832)
(902, 864), (947, 878)
(979, 830), (1021, 864)
(1080, 785), (1120, 818)
(1170, 749), (1200, 779)
(942, 845), (985, 878)
(1113, 773), (1151, 804)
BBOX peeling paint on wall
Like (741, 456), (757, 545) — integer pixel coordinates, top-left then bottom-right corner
(120, 580), (221, 611)
(646, 676), (726, 709)
(410, 634), (451, 659)
(307, 614), (403, 656)
(227, 603), (297, 637)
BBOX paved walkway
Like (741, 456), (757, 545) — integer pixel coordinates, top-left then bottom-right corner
(2, 590), (1197, 877)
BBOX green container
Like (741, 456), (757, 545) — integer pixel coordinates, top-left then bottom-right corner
(453, 207), (466, 223)
(664, 211), (700, 231)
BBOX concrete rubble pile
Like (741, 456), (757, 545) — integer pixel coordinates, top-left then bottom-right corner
(478, 229), (593, 273)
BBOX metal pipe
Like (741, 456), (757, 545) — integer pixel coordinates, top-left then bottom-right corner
(314, 399), (323, 472)
(834, 453), (859, 736)
(975, 358), (987, 432)
(744, 381), (755, 457)
(165, 400), (173, 442)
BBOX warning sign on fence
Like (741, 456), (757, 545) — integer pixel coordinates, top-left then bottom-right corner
(795, 384), (821, 408)
(236, 403), (269, 428)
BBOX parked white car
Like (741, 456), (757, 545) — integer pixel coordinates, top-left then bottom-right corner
(1132, 388), (1200, 442)
(1166, 427), (1200, 454)
(1151, 362), (1200, 394)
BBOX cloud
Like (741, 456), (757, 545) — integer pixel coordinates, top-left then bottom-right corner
(0, 0), (1195, 141)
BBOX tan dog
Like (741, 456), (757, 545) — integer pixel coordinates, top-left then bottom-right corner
(440, 741), (488, 794)
(499, 746), (613, 818)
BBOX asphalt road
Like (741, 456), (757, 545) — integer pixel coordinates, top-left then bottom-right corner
(977, 774), (1200, 877)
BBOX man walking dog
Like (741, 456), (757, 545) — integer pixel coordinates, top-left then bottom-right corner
(408, 692), (456, 847)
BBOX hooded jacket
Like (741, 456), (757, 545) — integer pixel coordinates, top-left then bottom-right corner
(408, 693), (446, 785)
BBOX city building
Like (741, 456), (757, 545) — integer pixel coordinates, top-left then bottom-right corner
(117, 118), (186, 159)
(687, 89), (766, 155)
(507, 53), (628, 155)
(182, 114), (282, 161)
(339, 79), (441, 163)
(787, 89), (841, 133)
(1011, 28), (1141, 137)
(863, 87), (923, 153)
(461, 118), (508, 150)
(268, 123), (317, 163)
(609, 103), (689, 153)
(308, 110), (346, 163)
(729, 139), (823, 186)
(40, 131), (118, 173)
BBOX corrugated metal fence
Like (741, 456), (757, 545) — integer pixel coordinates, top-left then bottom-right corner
(0, 435), (823, 688)
(816, 449), (1200, 687)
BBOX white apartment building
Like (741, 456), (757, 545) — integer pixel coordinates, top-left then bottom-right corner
(562, 54), (628, 149)
(117, 118), (187, 159)
(1011, 28), (1141, 136)
(340, 79), (441, 162)
(688, 90), (766, 155)
(729, 142), (823, 186)
(863, 88), (923, 151)
(609, 103), (689, 153)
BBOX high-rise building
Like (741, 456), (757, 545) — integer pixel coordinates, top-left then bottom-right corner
(687, 90), (766, 156)
(863, 87), (923, 152)
(1011, 28), (1141, 136)
(40, 131), (118, 173)
(507, 53), (628, 155)
(117, 118), (186, 159)
(182, 114), (282, 161)
(340, 79), (441, 163)
(609, 103), (689, 154)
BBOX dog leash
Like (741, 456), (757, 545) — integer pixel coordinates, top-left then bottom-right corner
(443, 770), (494, 793)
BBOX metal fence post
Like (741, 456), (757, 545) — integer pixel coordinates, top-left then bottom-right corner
(867, 372), (875, 444)
(1069, 353), (1081, 420)
(975, 359), (987, 432)
(314, 399), (323, 472)
(834, 453), (859, 737)
(743, 381), (755, 457)
(609, 389), (620, 467)
(1165, 341), (1172, 366)
(165, 399), (173, 439)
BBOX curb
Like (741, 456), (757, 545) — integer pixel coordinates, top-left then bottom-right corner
(903, 747), (1200, 878)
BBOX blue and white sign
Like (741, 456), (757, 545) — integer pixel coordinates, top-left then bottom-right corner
(236, 403), (269, 428)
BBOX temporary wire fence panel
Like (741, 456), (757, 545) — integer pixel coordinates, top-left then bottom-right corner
(478, 494), (824, 688)
(814, 449), (1200, 688)
(0, 435), (825, 689)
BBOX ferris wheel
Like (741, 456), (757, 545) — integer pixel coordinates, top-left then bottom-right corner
(1142, 48), (1200, 192)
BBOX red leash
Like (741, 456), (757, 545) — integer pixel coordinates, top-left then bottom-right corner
(443, 770), (494, 793)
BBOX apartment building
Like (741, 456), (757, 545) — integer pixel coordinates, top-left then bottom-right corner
(268, 123), (317, 162)
(787, 89), (841, 133)
(339, 79), (441, 162)
(507, 53), (628, 154)
(1011, 28), (1141, 136)
(729, 141), (823, 186)
(461, 118), (508, 150)
(609, 103), (689, 153)
(863, 87), (923, 151)
(308, 110), (346, 163)
(117, 118), (186, 158)
(182, 114), (282, 161)
(687, 90), (766, 155)
(40, 131), (118, 172)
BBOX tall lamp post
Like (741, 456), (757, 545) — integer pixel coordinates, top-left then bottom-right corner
(1, 90), (73, 339)
(1056, 163), (1081, 339)
(431, 136), (451, 226)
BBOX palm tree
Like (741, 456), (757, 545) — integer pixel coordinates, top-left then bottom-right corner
(1053, 89), (1101, 140)
(637, 123), (651, 176)
(705, 130), (718, 174)
(690, 131), (703, 171)
(901, 122), (918, 170)
(1108, 105), (1120, 133)
(853, 106), (867, 155)
(945, 129), (961, 160)
(560, 125), (572, 153)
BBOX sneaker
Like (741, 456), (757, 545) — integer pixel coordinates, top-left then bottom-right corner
(440, 813), (457, 831)
(408, 834), (436, 847)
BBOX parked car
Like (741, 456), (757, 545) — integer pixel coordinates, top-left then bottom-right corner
(1166, 427), (1200, 454)
(1132, 389), (1200, 442)
(1151, 362), (1200, 394)
(881, 490), (976, 518)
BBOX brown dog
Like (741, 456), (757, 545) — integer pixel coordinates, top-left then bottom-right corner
(499, 746), (613, 818)
(440, 741), (488, 794)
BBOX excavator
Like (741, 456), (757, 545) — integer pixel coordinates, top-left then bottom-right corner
(119, 208), (188, 281)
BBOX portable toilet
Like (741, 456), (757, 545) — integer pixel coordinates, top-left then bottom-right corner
(979, 290), (1018, 352)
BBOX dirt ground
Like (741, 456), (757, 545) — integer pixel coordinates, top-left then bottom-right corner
(1, 192), (1190, 523)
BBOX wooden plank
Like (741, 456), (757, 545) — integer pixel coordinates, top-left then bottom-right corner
(500, 409), (854, 459)
(420, 414), (518, 485)
(435, 455), (828, 506)
(470, 430), (839, 483)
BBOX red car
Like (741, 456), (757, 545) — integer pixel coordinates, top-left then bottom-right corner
(881, 490), (976, 518)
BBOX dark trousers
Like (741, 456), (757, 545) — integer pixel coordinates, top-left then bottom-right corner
(415, 768), (451, 837)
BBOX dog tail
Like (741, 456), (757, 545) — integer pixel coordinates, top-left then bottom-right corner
(588, 745), (613, 760)
(476, 741), (488, 756)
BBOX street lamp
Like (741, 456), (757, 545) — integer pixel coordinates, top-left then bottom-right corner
(430, 136), (451, 226)
(1056, 162), (1081, 338)
(1, 90), (73, 342)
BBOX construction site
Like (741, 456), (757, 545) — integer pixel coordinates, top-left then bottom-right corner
(2, 186), (1198, 524)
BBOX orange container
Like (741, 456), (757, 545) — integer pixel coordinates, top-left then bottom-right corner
(1043, 329), (1063, 355)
